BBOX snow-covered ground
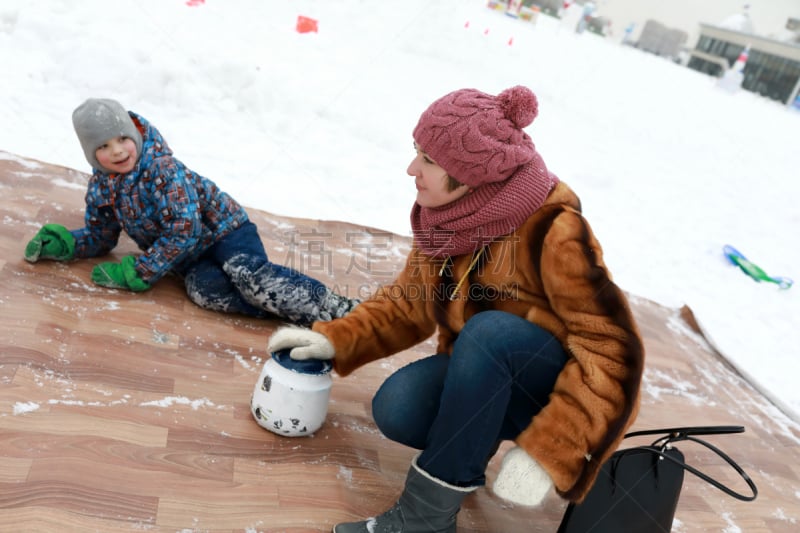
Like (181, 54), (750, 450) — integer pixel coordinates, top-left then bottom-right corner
(1, 0), (798, 422)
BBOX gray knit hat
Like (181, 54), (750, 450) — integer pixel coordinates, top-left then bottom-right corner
(72, 98), (143, 173)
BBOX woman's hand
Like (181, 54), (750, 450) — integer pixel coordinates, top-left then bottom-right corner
(267, 327), (335, 361)
(493, 446), (554, 506)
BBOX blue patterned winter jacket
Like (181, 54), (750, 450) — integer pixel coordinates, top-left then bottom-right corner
(70, 112), (249, 283)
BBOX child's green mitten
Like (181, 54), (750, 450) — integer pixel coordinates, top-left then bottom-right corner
(91, 255), (151, 292)
(24, 223), (76, 263)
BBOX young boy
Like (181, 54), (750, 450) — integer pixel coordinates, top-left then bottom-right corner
(24, 98), (357, 326)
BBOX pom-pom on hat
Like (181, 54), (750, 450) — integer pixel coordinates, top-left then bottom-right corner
(72, 98), (143, 174)
(413, 86), (539, 188)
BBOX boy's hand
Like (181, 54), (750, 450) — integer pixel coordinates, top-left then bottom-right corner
(91, 255), (151, 292)
(24, 223), (76, 262)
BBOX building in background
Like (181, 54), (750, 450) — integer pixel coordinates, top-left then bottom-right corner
(687, 15), (800, 105)
(528, 0), (562, 17)
(634, 19), (688, 62)
(512, 1), (800, 106)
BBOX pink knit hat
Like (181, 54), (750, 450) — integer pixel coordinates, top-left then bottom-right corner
(412, 85), (539, 187)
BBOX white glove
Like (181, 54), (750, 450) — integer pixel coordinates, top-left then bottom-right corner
(493, 446), (554, 506)
(267, 327), (335, 361)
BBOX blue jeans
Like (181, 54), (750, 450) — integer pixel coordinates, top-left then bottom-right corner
(183, 221), (268, 317)
(371, 310), (568, 487)
(184, 221), (352, 325)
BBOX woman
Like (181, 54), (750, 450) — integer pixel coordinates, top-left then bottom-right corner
(268, 85), (644, 532)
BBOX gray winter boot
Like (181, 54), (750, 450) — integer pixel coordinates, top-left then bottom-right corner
(333, 455), (475, 533)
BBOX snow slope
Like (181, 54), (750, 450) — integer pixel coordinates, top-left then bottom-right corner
(1, 0), (798, 420)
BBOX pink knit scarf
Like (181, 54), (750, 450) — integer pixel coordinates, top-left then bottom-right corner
(411, 159), (559, 258)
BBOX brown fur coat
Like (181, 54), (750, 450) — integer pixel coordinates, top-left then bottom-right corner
(313, 181), (644, 502)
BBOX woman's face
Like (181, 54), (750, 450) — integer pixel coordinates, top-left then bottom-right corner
(407, 143), (470, 208)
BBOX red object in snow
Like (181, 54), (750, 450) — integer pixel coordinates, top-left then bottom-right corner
(186, 0), (205, 6)
(296, 15), (319, 34)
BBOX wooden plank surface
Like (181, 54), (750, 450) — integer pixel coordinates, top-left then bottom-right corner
(1, 151), (798, 532)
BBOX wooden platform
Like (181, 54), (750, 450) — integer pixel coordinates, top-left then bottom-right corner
(1, 151), (798, 532)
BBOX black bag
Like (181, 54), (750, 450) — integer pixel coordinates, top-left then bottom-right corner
(557, 426), (758, 533)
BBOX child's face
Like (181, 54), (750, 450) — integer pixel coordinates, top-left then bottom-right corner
(408, 143), (470, 208)
(95, 136), (138, 174)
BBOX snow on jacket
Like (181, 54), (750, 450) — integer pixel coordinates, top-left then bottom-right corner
(70, 112), (249, 283)
(312, 181), (645, 502)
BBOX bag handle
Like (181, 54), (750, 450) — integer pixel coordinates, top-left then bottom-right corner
(619, 425), (758, 502)
(624, 425), (744, 439)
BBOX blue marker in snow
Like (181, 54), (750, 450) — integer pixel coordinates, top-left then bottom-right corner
(723, 245), (793, 289)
